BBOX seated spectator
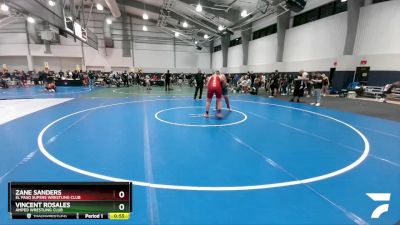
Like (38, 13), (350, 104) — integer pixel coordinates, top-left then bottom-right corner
(236, 76), (245, 92)
(72, 71), (78, 80)
(0, 77), (9, 88)
(245, 76), (252, 91)
(58, 70), (64, 80)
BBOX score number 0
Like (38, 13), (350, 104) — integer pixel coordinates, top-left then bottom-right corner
(118, 191), (125, 211)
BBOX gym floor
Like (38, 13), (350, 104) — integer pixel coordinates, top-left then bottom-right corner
(0, 86), (399, 225)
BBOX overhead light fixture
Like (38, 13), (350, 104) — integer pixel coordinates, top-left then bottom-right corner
(175, 32), (180, 37)
(48, 0), (55, 7)
(204, 34), (209, 39)
(1, 3), (9, 11)
(218, 25), (225, 31)
(241, 9), (248, 18)
(106, 18), (112, 24)
(143, 25), (148, 31)
(182, 21), (188, 28)
(196, 3), (202, 12)
(143, 13), (149, 20)
(194, 40), (198, 44)
(27, 16), (35, 24)
(96, 3), (103, 11)
(341, 0), (347, 2)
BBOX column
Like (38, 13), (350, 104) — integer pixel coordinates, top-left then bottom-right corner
(343, 0), (362, 55)
(276, 2), (290, 62)
(210, 40), (214, 69)
(121, 7), (131, 57)
(43, 22), (51, 54)
(27, 55), (33, 71)
(364, 0), (373, 6)
(221, 34), (230, 68)
(241, 23), (252, 66)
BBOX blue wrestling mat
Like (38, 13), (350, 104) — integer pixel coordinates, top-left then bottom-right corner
(0, 93), (399, 225)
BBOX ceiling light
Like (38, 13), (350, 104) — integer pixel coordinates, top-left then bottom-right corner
(27, 16), (35, 24)
(175, 32), (180, 37)
(194, 40), (198, 44)
(106, 18), (112, 24)
(96, 3), (103, 11)
(341, 0), (347, 2)
(182, 21), (188, 28)
(204, 34), (209, 39)
(48, 0), (55, 7)
(143, 13), (148, 20)
(143, 25), (148, 31)
(196, 3), (202, 12)
(241, 9), (248, 18)
(1, 3), (9, 11)
(218, 25), (224, 31)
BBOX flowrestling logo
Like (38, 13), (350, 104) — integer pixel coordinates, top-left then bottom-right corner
(366, 193), (391, 219)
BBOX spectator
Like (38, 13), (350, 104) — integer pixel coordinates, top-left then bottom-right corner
(88, 71), (95, 86)
(250, 74), (262, 95)
(321, 74), (330, 96)
(290, 71), (308, 103)
(270, 71), (279, 97)
(145, 74), (151, 90)
(310, 73), (323, 106)
(250, 71), (256, 86)
(122, 71), (129, 87)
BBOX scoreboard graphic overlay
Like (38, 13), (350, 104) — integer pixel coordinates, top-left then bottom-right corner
(8, 182), (132, 220)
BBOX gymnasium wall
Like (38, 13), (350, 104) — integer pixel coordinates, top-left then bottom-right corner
(0, 12), (211, 73)
(32, 56), (82, 72)
(0, 44), (28, 56)
(1, 1), (399, 79)
(227, 45), (243, 69)
(0, 20), (28, 56)
(212, 51), (222, 70)
(0, 56), (28, 71)
(218, 1), (400, 88)
(337, 1), (400, 86)
(0, 41), (210, 73)
(248, 34), (277, 68)
(0, 43), (210, 73)
(354, 1), (400, 57)
(282, 12), (347, 63)
(219, 9), (349, 73)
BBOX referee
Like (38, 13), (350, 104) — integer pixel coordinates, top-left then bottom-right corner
(194, 69), (205, 100)
(165, 70), (171, 91)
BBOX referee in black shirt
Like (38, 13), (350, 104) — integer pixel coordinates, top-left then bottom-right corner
(165, 70), (171, 91)
(194, 69), (205, 100)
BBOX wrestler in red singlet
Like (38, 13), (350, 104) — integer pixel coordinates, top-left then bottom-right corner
(45, 83), (56, 92)
(207, 74), (222, 99)
(204, 71), (223, 118)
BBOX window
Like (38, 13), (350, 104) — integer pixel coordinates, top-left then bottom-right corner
(252, 24), (277, 40)
(293, 0), (348, 27)
(229, 37), (242, 47)
(373, 0), (390, 3)
(319, 2), (334, 19)
(305, 8), (319, 23)
(293, 14), (306, 27)
(333, 0), (347, 14)
(213, 45), (221, 52)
